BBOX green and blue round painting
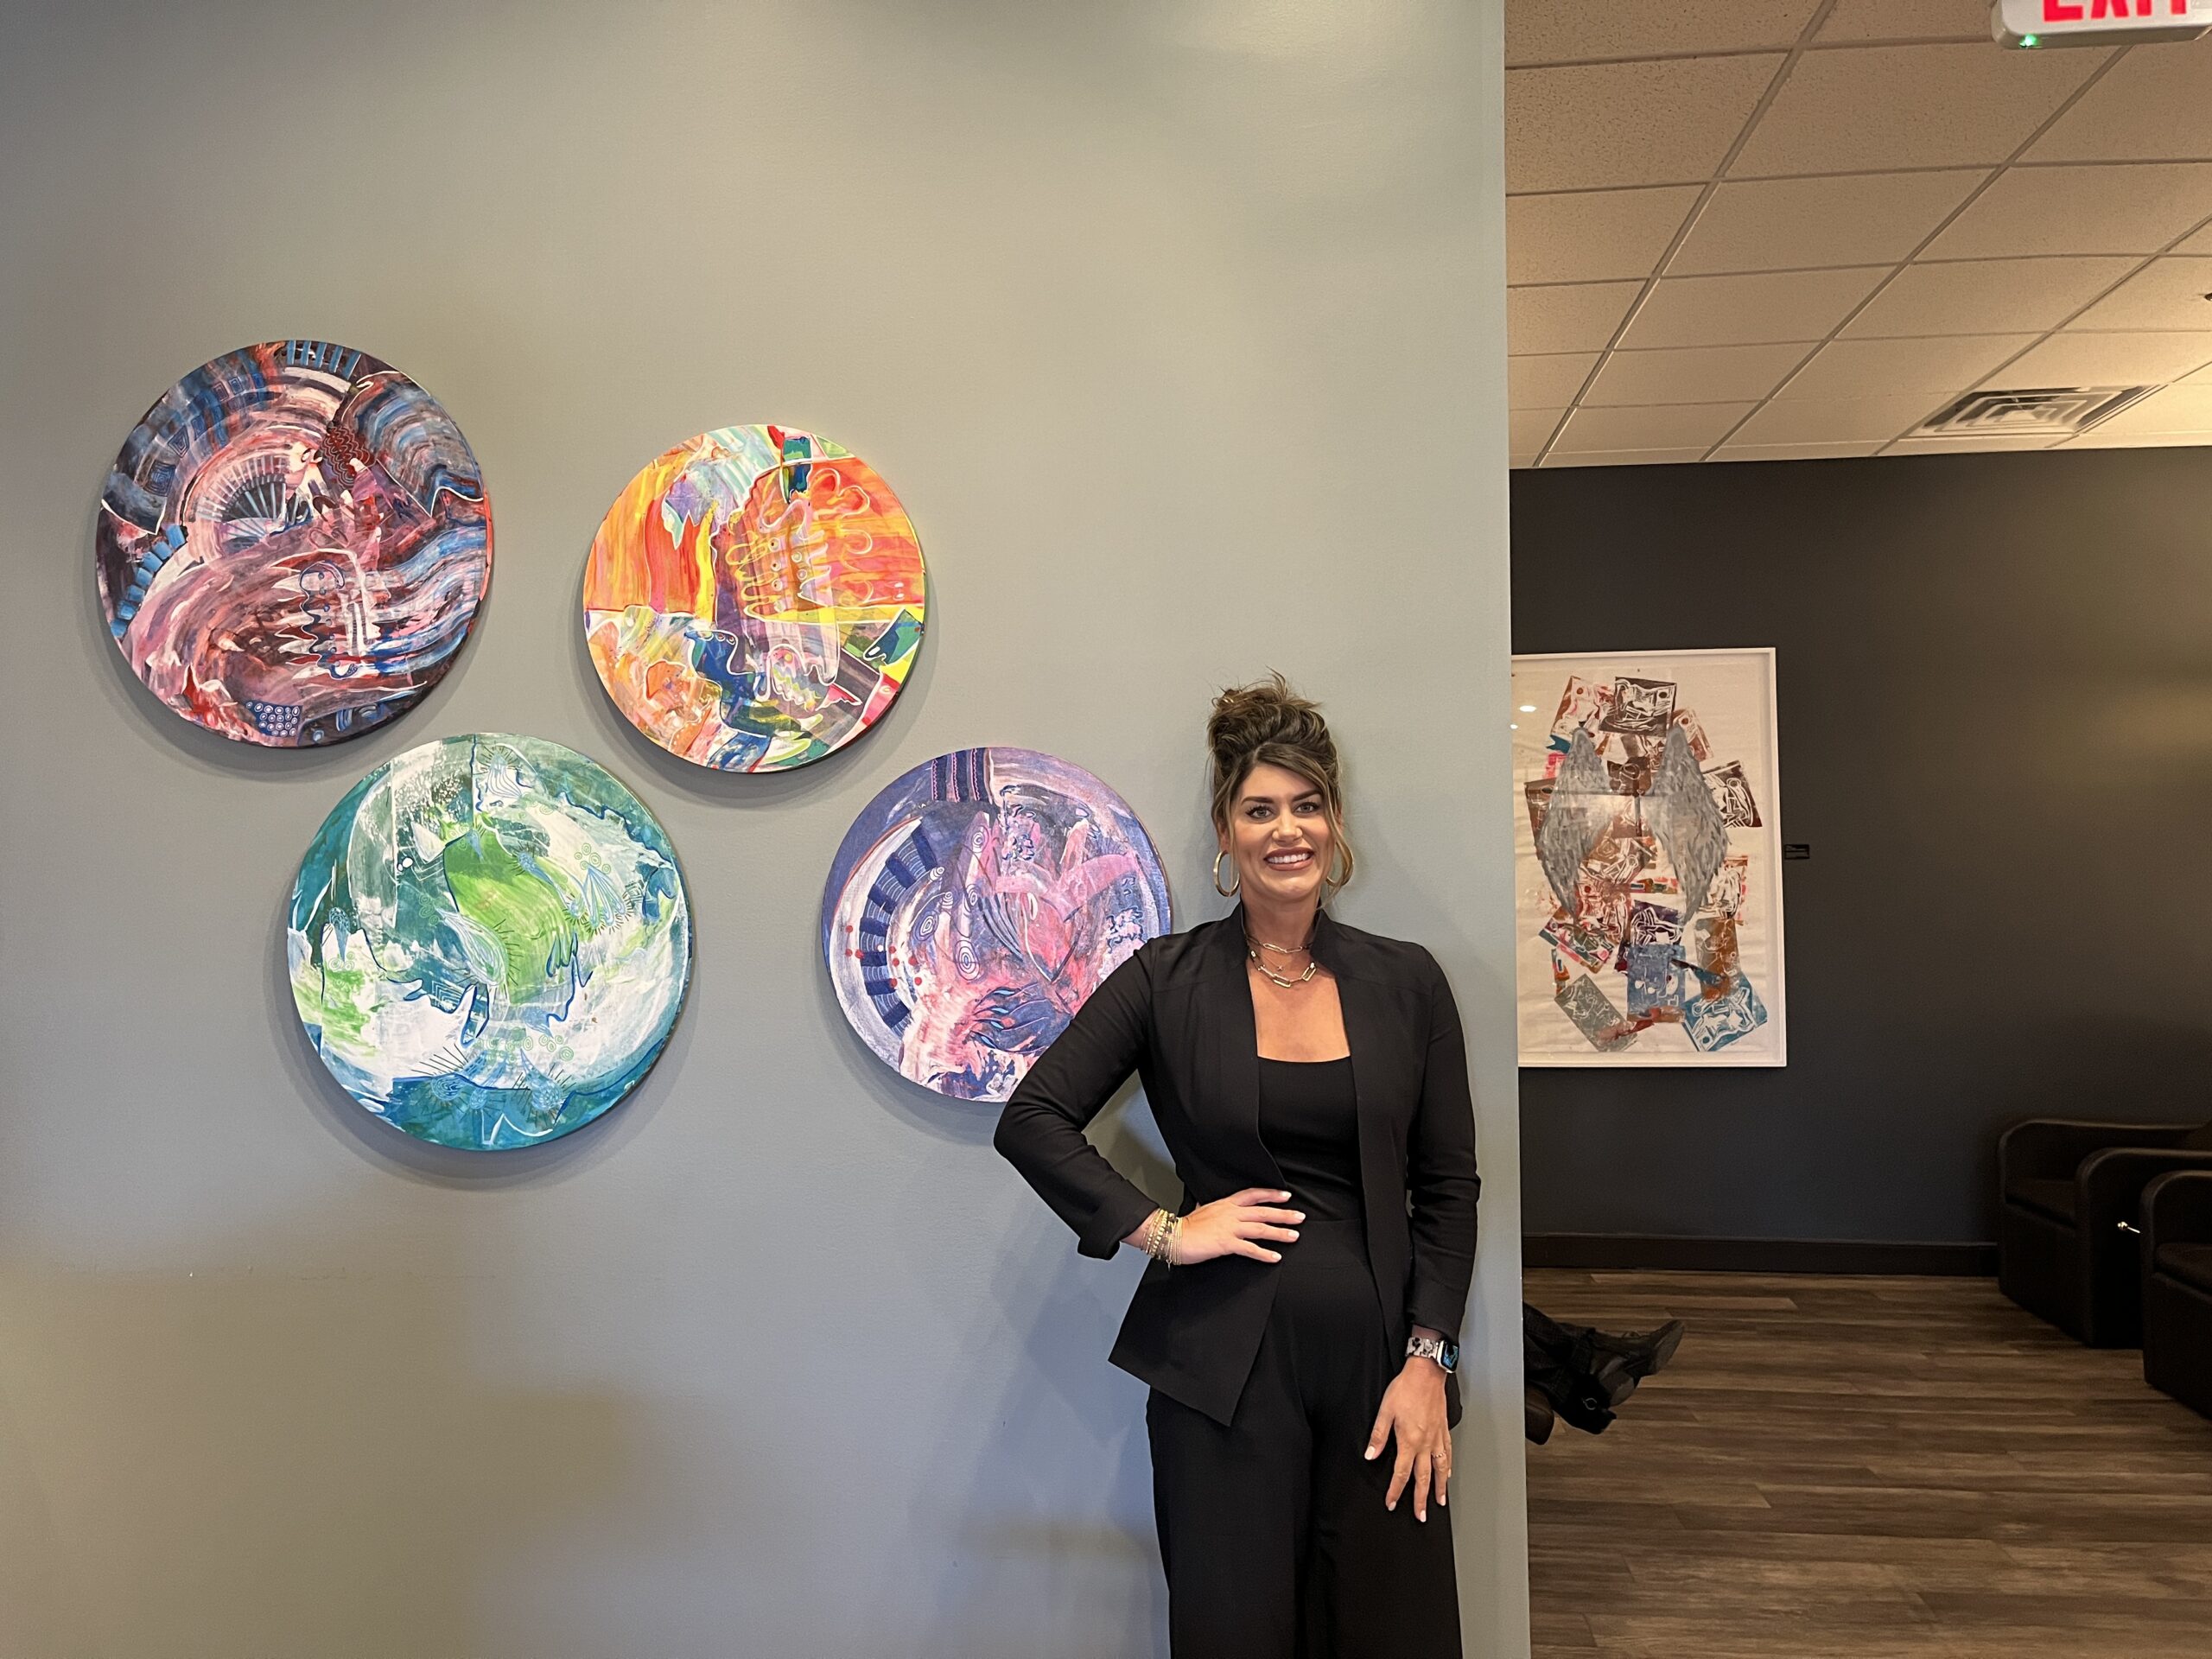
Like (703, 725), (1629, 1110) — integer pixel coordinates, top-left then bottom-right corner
(288, 734), (692, 1149)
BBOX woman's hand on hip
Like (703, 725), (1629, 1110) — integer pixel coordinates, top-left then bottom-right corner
(1367, 1343), (1452, 1522)
(1144, 1189), (1304, 1265)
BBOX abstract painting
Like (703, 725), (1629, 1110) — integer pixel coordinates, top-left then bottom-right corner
(584, 425), (925, 771)
(289, 734), (692, 1148)
(98, 340), (490, 746)
(822, 748), (1171, 1102)
(1514, 649), (1786, 1066)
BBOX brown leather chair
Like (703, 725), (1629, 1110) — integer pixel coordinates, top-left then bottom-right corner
(2142, 1171), (2212, 1421)
(1997, 1118), (2212, 1346)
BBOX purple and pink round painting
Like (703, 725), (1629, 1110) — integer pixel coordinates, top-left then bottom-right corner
(822, 747), (1173, 1102)
(96, 340), (491, 746)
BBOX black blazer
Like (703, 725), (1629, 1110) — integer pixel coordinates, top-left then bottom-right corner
(993, 906), (1480, 1427)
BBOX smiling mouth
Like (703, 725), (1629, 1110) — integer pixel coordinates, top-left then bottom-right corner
(1265, 849), (1314, 870)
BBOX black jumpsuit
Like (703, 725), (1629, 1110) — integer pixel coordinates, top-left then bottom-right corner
(1143, 1057), (1461, 1657)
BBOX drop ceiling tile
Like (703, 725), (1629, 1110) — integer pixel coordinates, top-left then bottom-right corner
(1672, 170), (1984, 274)
(1730, 43), (2100, 178)
(1508, 56), (1782, 193)
(2078, 383), (2212, 437)
(1774, 334), (2039, 399)
(1713, 441), (1887, 461)
(1512, 406), (1567, 461)
(1541, 448), (1717, 467)
(1841, 257), (2138, 338)
(1730, 393), (1946, 446)
(1584, 342), (1808, 406)
(1510, 355), (1597, 409)
(1507, 188), (1702, 284)
(1619, 267), (1888, 348)
(2060, 429), (2212, 450)
(1554, 403), (1756, 451)
(1924, 164), (2212, 259)
(2069, 257), (2212, 332)
(2179, 223), (2212, 256)
(2027, 37), (2212, 163)
(1509, 282), (1643, 353)
(1885, 435), (2061, 454)
(1818, 0), (1991, 42)
(1993, 331), (2212, 391)
(1508, 0), (1820, 66)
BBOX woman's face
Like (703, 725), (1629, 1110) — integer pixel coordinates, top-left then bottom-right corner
(1219, 761), (1334, 910)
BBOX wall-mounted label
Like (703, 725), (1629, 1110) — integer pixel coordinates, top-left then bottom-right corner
(1992, 0), (2211, 47)
(1783, 844), (1811, 861)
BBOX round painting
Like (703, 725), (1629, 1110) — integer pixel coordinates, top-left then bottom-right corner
(288, 734), (692, 1150)
(822, 748), (1172, 1103)
(582, 425), (925, 772)
(97, 340), (491, 746)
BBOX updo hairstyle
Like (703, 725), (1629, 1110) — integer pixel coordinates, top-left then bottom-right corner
(1206, 672), (1356, 892)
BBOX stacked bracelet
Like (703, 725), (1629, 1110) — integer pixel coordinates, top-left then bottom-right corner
(1142, 1209), (1181, 1267)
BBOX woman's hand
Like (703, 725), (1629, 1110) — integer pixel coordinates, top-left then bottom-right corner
(1124, 1190), (1304, 1265)
(1366, 1332), (1452, 1522)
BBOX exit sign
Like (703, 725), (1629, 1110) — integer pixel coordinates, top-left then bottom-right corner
(1993, 0), (2212, 46)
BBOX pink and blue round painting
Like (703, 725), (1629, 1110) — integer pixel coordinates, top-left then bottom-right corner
(822, 748), (1173, 1102)
(97, 340), (491, 746)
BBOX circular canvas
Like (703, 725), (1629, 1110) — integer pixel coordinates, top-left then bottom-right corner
(288, 734), (692, 1150)
(583, 425), (925, 772)
(822, 748), (1172, 1102)
(97, 340), (491, 746)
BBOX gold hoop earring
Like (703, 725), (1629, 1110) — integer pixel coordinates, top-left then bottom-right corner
(1213, 850), (1240, 898)
(1323, 847), (1351, 893)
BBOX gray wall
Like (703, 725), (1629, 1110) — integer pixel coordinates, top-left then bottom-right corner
(0, 3), (1525, 1656)
(1514, 447), (2212, 1249)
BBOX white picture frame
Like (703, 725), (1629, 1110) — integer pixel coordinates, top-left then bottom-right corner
(1512, 647), (1787, 1067)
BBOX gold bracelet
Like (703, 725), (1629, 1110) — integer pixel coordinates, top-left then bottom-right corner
(1143, 1209), (1177, 1267)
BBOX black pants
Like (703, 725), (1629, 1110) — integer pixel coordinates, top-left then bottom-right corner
(1145, 1219), (1460, 1657)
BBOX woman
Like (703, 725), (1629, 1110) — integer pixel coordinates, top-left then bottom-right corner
(994, 675), (1478, 1656)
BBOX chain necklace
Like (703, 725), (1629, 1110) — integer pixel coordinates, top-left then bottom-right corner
(1246, 937), (1319, 989)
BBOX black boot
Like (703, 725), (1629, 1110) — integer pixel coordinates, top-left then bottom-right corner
(1527, 1357), (1616, 1435)
(1525, 1384), (1555, 1446)
(1573, 1319), (1685, 1387)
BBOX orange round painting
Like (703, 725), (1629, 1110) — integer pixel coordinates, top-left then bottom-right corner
(582, 425), (925, 772)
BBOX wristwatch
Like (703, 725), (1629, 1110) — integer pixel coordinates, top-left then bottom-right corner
(1406, 1333), (1459, 1373)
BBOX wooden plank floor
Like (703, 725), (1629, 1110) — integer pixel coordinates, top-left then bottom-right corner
(1523, 1268), (2212, 1659)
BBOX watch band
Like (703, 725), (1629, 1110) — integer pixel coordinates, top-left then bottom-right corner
(1406, 1333), (1459, 1373)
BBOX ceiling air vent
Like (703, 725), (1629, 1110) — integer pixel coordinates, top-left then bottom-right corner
(1915, 385), (2155, 441)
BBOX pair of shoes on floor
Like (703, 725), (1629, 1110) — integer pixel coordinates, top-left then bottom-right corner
(1528, 1319), (1688, 1441)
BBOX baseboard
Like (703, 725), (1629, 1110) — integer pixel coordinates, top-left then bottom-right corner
(1524, 1233), (1999, 1276)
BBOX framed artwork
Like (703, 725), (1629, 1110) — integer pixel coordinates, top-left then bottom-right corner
(583, 424), (925, 772)
(822, 747), (1172, 1102)
(288, 734), (692, 1148)
(1513, 648), (1786, 1066)
(97, 340), (490, 746)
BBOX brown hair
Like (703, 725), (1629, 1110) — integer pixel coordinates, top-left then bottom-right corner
(1206, 672), (1356, 892)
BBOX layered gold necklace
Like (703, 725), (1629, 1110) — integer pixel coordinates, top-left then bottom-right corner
(1246, 931), (1319, 989)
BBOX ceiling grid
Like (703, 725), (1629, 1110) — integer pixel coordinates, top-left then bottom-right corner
(1506, 0), (2212, 467)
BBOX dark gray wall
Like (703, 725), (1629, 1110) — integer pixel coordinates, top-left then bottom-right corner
(0, 3), (1525, 1656)
(1514, 447), (2212, 1248)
